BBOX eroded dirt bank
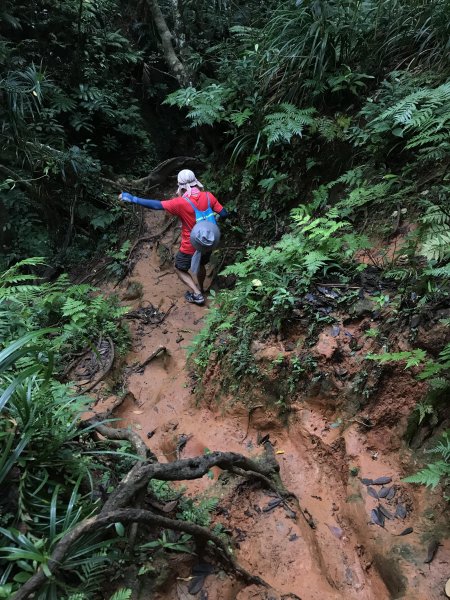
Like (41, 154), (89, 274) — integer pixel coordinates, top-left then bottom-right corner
(92, 209), (448, 600)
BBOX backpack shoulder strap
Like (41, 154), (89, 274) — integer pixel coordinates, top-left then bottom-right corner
(182, 194), (197, 210)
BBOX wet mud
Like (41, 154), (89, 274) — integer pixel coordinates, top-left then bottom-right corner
(92, 209), (448, 600)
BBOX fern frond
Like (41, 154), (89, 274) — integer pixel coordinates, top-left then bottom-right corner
(403, 461), (449, 488)
(262, 104), (316, 146)
(108, 591), (132, 600)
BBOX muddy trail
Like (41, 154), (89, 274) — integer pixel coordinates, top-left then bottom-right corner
(89, 208), (448, 600)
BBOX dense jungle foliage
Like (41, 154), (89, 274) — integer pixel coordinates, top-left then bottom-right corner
(1, 0), (450, 597)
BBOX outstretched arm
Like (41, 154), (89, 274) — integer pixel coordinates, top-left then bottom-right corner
(119, 192), (164, 210)
(218, 208), (229, 220)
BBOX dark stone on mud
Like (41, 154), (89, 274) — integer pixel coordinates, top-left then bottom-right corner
(360, 478), (373, 485)
(395, 504), (407, 519)
(386, 487), (396, 501)
(284, 341), (296, 351)
(397, 527), (413, 536)
(371, 507), (385, 527)
(367, 486), (379, 499)
(378, 486), (389, 498)
(424, 539), (440, 564)
(372, 476), (392, 485)
(350, 298), (376, 318)
(289, 533), (299, 541)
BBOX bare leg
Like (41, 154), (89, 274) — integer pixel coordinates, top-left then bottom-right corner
(175, 268), (202, 295)
(197, 265), (206, 293)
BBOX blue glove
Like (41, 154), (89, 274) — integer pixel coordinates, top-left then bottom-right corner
(121, 192), (134, 203)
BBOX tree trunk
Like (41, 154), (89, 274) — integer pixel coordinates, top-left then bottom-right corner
(146, 0), (190, 86)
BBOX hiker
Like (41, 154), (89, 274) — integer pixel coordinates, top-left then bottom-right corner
(119, 169), (228, 305)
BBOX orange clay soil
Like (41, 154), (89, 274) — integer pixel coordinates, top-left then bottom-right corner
(90, 209), (448, 600)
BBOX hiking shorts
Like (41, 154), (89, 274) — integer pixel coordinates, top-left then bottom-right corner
(175, 251), (211, 272)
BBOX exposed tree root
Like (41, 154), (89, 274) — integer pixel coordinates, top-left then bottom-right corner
(101, 156), (204, 193)
(13, 508), (268, 600)
(13, 447), (281, 599)
(84, 417), (152, 460)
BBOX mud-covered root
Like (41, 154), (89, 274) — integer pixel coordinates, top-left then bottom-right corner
(13, 446), (281, 600)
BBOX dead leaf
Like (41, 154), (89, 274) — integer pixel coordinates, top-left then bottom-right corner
(133, 410), (144, 414)
(161, 500), (178, 513)
(276, 450), (285, 455)
(445, 577), (450, 597)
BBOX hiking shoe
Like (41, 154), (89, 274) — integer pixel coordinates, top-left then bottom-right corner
(185, 291), (205, 305)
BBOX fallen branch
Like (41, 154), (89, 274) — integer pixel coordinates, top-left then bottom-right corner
(136, 345), (167, 371)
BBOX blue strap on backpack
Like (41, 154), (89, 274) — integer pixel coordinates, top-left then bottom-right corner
(183, 192), (217, 225)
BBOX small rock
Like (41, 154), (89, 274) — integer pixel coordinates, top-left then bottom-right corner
(350, 298), (376, 318)
(410, 314), (421, 328)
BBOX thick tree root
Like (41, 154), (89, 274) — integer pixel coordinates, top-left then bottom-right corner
(101, 156), (204, 192)
(14, 438), (280, 599)
(84, 418), (152, 460)
(13, 508), (268, 600)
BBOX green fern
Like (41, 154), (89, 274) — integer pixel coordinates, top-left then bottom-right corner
(414, 401), (434, 424)
(262, 103), (316, 146)
(403, 461), (449, 488)
(419, 204), (450, 261)
(404, 432), (450, 489)
(164, 84), (232, 127)
(370, 82), (450, 162)
(366, 349), (427, 368)
(61, 298), (87, 319)
(108, 589), (132, 600)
